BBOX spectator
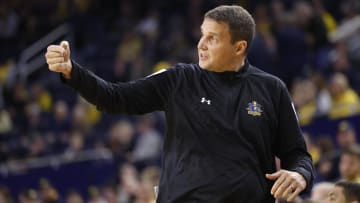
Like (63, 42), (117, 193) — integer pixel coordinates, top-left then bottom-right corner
(88, 185), (107, 203)
(313, 0), (337, 34)
(0, 185), (13, 203)
(337, 121), (357, 149)
(65, 190), (84, 203)
(329, 0), (360, 66)
(293, 0), (329, 52)
(326, 181), (360, 203)
(18, 189), (40, 203)
(311, 72), (332, 116)
(131, 114), (162, 168)
(100, 184), (117, 203)
(24, 101), (45, 134)
(310, 182), (334, 202)
(29, 83), (53, 113)
(64, 131), (85, 159)
(50, 100), (71, 134)
(339, 145), (360, 183)
(304, 132), (320, 164)
(38, 178), (60, 203)
(317, 121), (358, 182)
(0, 107), (12, 134)
(327, 42), (360, 92)
(71, 97), (101, 135)
(107, 120), (134, 162)
(248, 3), (277, 75)
(117, 163), (140, 203)
(328, 73), (360, 119)
(28, 133), (47, 158)
(133, 166), (160, 203)
(291, 78), (318, 126)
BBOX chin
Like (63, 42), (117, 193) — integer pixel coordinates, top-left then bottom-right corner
(198, 62), (210, 70)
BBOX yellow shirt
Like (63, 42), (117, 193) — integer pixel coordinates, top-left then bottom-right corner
(298, 101), (317, 126)
(329, 89), (360, 119)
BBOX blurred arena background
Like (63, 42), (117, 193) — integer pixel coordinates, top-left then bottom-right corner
(0, 0), (360, 202)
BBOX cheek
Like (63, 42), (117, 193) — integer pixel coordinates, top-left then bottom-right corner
(212, 46), (232, 61)
(350, 162), (359, 171)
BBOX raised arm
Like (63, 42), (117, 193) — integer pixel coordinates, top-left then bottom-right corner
(45, 41), (177, 114)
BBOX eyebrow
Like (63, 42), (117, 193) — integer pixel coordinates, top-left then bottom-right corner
(208, 32), (218, 36)
(200, 28), (219, 36)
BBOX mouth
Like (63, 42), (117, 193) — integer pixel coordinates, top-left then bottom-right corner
(199, 53), (208, 61)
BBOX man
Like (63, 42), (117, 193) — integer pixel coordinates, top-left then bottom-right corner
(18, 189), (41, 203)
(45, 5), (314, 202)
(311, 182), (335, 202)
(337, 121), (357, 149)
(323, 121), (358, 181)
(327, 181), (360, 203)
(339, 145), (360, 183)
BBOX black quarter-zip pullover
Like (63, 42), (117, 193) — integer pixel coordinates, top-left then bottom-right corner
(63, 60), (314, 203)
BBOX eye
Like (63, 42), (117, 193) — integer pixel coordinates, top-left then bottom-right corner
(208, 36), (217, 44)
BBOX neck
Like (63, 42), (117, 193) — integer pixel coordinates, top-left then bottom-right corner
(234, 58), (245, 72)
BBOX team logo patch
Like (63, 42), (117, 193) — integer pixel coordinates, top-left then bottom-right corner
(247, 101), (263, 116)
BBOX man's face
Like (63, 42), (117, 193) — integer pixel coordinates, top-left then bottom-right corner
(337, 130), (356, 148)
(339, 153), (360, 181)
(327, 186), (347, 203)
(197, 18), (243, 72)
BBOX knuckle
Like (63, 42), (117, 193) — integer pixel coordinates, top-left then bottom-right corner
(50, 64), (58, 71)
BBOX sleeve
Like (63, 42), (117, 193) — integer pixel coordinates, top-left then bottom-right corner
(273, 81), (315, 194)
(61, 61), (178, 114)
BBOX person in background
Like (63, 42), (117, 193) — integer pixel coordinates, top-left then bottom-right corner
(310, 182), (334, 202)
(339, 145), (360, 183)
(326, 181), (360, 203)
(337, 121), (358, 149)
(328, 73), (360, 119)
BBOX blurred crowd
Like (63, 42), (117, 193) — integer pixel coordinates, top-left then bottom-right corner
(0, 0), (360, 202)
(0, 163), (161, 203)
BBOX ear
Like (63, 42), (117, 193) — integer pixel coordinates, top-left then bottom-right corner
(235, 40), (247, 56)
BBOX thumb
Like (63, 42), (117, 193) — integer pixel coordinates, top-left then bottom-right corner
(60, 41), (70, 62)
(265, 171), (282, 180)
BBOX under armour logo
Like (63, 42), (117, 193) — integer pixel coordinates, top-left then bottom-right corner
(201, 97), (211, 105)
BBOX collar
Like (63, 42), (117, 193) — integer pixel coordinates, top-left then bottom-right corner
(200, 59), (251, 81)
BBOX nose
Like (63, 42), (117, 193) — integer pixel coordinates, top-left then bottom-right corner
(197, 36), (207, 50)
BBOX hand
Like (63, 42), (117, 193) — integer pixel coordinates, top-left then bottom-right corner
(45, 41), (72, 79)
(265, 169), (306, 202)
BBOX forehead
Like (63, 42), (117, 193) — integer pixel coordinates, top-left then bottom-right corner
(330, 186), (346, 200)
(341, 153), (359, 160)
(201, 18), (230, 35)
(333, 186), (344, 194)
